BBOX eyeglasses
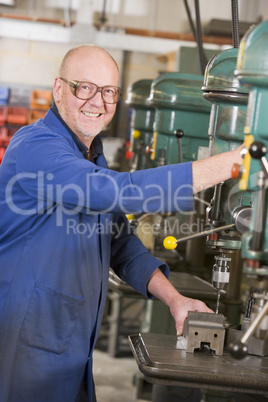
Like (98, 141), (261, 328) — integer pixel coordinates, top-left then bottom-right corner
(60, 77), (121, 104)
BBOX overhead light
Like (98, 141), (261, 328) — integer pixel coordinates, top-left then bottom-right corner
(0, 0), (16, 6)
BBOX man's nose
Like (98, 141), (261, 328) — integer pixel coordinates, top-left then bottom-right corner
(89, 89), (104, 106)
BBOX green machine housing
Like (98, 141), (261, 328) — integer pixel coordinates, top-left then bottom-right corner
(202, 48), (252, 251)
(125, 79), (155, 170)
(235, 19), (268, 268)
(200, 48), (252, 325)
(147, 73), (211, 166)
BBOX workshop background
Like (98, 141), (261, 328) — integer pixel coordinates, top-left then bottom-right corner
(0, 1), (268, 402)
(0, 0), (267, 141)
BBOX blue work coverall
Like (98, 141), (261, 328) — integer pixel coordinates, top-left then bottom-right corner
(0, 107), (194, 401)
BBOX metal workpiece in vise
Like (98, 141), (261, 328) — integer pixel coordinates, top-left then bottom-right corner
(183, 311), (228, 355)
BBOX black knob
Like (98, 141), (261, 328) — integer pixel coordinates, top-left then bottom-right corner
(130, 220), (139, 229)
(228, 341), (248, 359)
(249, 141), (267, 159)
(174, 129), (184, 139)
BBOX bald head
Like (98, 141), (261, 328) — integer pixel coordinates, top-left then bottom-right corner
(59, 45), (119, 78)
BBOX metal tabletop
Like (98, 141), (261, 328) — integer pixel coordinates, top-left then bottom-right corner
(128, 332), (268, 395)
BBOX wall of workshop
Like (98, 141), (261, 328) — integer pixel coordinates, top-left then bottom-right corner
(1, 0), (268, 87)
(0, 37), (166, 142)
(0, 38), (68, 87)
(2, 0), (268, 88)
(94, 0), (268, 33)
(1, 0), (268, 139)
(0, 38), (167, 139)
(0, 38), (166, 88)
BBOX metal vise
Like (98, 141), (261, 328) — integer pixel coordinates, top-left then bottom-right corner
(183, 311), (227, 355)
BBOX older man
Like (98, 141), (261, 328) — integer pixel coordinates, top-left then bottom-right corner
(0, 45), (242, 401)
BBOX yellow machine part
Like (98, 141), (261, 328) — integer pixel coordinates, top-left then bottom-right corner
(239, 132), (254, 190)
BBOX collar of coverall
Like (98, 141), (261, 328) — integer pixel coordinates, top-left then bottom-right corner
(51, 101), (103, 162)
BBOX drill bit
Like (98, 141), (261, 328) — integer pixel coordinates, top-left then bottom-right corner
(212, 255), (231, 314)
(215, 290), (221, 314)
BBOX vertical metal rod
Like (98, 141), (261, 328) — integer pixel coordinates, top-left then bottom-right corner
(215, 290), (221, 314)
(251, 176), (266, 251)
(194, 0), (207, 74)
(174, 129), (184, 163)
(178, 138), (182, 163)
(100, 0), (108, 24)
(210, 182), (224, 223)
(231, 0), (240, 48)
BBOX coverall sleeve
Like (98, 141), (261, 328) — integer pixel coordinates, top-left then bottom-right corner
(15, 128), (194, 215)
(110, 213), (169, 298)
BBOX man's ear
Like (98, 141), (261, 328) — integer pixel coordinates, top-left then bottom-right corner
(53, 77), (62, 103)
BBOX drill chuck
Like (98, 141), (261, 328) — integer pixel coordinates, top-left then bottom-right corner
(212, 256), (231, 290)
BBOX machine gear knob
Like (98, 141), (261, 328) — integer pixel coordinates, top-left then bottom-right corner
(163, 236), (177, 250)
(174, 129), (184, 139)
(228, 341), (248, 359)
(249, 141), (267, 159)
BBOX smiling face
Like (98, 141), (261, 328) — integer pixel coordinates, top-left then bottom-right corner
(53, 46), (119, 148)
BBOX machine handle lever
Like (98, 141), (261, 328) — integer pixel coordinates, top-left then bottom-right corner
(163, 205), (252, 249)
(174, 129), (184, 163)
(228, 300), (268, 359)
(176, 223), (234, 243)
(260, 156), (268, 176)
(249, 141), (268, 176)
(163, 223), (235, 249)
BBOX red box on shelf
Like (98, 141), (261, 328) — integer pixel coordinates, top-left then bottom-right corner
(7, 107), (28, 126)
(0, 126), (8, 139)
(0, 146), (6, 163)
(0, 107), (8, 126)
(0, 127), (11, 163)
(7, 126), (19, 138)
